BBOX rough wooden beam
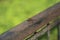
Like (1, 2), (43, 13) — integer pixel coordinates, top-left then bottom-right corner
(28, 19), (60, 40)
(0, 2), (60, 40)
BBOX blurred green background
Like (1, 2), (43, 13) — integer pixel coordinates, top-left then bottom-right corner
(0, 0), (60, 39)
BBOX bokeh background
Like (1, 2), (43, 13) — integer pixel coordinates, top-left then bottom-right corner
(0, 0), (60, 40)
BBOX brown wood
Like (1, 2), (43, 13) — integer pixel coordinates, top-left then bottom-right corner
(0, 2), (60, 40)
(28, 19), (60, 40)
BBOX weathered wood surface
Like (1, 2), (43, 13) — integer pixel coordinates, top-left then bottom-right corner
(28, 19), (60, 40)
(0, 2), (60, 40)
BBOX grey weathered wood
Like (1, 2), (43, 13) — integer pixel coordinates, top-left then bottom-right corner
(0, 2), (60, 40)
(28, 19), (60, 40)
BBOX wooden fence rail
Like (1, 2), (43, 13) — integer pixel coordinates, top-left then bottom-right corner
(0, 2), (60, 40)
(28, 19), (60, 40)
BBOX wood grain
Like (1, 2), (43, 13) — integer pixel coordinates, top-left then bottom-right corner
(0, 2), (60, 40)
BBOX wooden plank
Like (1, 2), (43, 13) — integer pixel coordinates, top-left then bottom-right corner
(0, 2), (60, 40)
(28, 19), (60, 40)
